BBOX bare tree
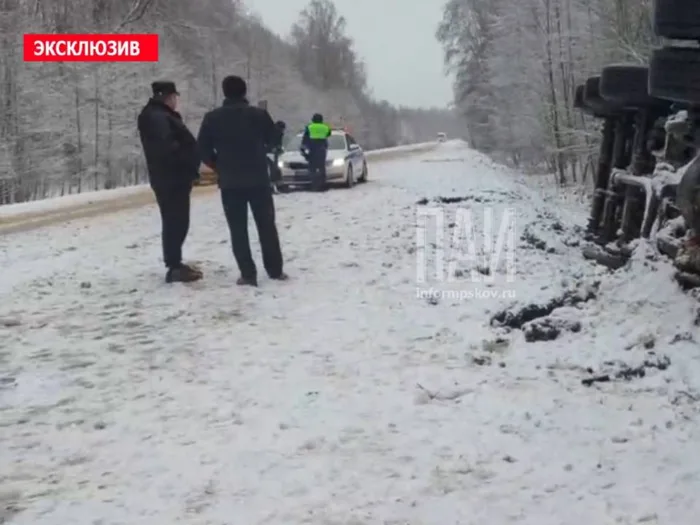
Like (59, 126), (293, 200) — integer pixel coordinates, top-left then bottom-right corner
(437, 0), (656, 184)
(289, 0), (366, 93)
(0, 0), (460, 205)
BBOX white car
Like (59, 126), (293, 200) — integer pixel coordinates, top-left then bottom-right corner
(276, 130), (368, 190)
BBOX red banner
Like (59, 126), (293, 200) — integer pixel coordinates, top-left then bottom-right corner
(23, 34), (159, 62)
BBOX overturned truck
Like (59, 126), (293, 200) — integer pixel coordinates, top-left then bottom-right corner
(576, 0), (700, 288)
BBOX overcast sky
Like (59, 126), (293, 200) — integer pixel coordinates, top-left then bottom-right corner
(244, 0), (453, 108)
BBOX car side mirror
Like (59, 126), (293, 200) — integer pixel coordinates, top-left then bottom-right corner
(349, 144), (360, 151)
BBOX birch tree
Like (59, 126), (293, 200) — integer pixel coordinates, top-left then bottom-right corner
(437, 0), (655, 184)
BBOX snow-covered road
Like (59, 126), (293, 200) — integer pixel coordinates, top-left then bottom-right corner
(2, 141), (700, 524)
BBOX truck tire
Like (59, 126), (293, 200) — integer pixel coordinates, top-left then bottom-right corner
(676, 153), (700, 234)
(581, 76), (621, 118)
(653, 0), (700, 40)
(649, 46), (700, 104)
(574, 84), (602, 115)
(599, 65), (651, 107)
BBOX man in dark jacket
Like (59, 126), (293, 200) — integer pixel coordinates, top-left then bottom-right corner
(197, 75), (286, 286)
(137, 80), (202, 283)
(301, 113), (332, 191)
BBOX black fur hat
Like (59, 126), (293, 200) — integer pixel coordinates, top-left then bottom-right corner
(151, 80), (178, 96)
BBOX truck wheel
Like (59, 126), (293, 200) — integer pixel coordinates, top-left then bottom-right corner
(653, 0), (700, 40)
(676, 154), (700, 235)
(575, 82), (603, 118)
(599, 65), (651, 108)
(575, 84), (599, 116)
(649, 46), (700, 104)
(580, 76), (622, 118)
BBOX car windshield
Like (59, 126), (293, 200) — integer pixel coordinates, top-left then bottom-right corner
(285, 133), (347, 150)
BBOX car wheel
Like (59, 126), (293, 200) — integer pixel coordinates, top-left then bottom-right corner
(344, 164), (355, 188)
(653, 0), (700, 40)
(276, 184), (291, 193)
(649, 46), (700, 104)
(358, 161), (368, 182)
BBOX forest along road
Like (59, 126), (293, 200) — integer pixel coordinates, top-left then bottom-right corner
(0, 143), (435, 235)
(2, 140), (700, 523)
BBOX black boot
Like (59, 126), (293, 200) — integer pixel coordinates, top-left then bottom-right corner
(236, 276), (258, 286)
(166, 265), (202, 283)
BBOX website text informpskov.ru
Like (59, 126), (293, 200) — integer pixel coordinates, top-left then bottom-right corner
(416, 287), (516, 301)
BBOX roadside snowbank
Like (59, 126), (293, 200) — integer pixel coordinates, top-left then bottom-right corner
(0, 142), (437, 221)
(0, 185), (148, 219)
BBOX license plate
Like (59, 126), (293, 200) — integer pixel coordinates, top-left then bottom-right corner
(294, 171), (308, 178)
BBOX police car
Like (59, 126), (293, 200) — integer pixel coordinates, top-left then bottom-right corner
(276, 129), (367, 190)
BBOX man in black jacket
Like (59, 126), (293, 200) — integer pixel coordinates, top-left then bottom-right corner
(197, 76), (286, 286)
(137, 81), (202, 283)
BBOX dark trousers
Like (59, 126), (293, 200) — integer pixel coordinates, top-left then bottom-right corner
(153, 184), (191, 268)
(220, 186), (283, 279)
(308, 149), (327, 187)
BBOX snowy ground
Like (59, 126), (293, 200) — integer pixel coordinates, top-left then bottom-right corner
(2, 141), (700, 524)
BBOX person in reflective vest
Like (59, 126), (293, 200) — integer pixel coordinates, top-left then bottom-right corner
(301, 113), (331, 191)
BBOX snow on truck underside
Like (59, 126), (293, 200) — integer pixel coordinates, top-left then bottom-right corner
(1, 141), (700, 523)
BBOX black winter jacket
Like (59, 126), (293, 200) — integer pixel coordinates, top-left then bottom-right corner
(137, 99), (199, 189)
(197, 97), (280, 189)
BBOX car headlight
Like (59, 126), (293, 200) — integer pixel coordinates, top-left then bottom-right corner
(277, 161), (284, 168)
(332, 158), (344, 167)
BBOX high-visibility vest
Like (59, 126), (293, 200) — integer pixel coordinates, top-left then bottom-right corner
(307, 122), (331, 139)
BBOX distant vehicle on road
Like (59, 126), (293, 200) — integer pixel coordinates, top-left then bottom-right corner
(276, 130), (367, 191)
(437, 132), (447, 142)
